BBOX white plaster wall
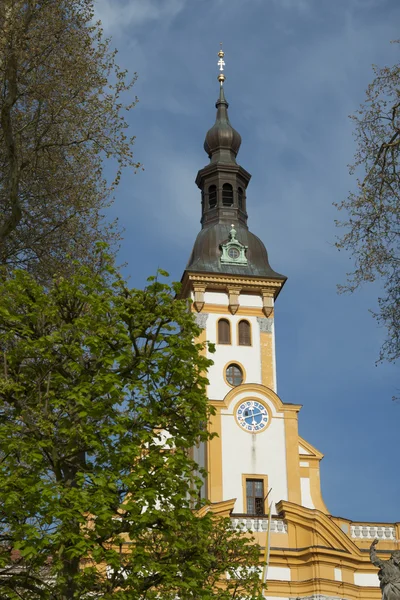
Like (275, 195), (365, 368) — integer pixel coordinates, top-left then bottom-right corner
(300, 461), (309, 467)
(240, 294), (263, 308)
(221, 390), (288, 512)
(203, 291), (263, 308)
(354, 572), (380, 587)
(204, 291), (227, 305)
(206, 312), (262, 400)
(267, 567), (291, 581)
(299, 444), (311, 455)
(300, 477), (315, 509)
(334, 567), (342, 582)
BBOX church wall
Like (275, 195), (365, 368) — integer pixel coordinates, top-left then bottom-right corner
(220, 389), (288, 513)
(205, 312), (263, 400)
(203, 291), (263, 308)
(203, 291), (227, 305)
(198, 291), (278, 399)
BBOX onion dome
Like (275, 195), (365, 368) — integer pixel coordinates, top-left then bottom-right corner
(204, 84), (242, 164)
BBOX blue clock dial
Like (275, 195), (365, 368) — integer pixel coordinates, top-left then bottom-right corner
(236, 400), (269, 432)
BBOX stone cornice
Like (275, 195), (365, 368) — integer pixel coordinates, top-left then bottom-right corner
(195, 162), (251, 188)
(181, 270), (284, 300)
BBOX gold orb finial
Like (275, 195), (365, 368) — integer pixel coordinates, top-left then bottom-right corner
(217, 42), (225, 85)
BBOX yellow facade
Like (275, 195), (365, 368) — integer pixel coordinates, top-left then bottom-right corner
(181, 273), (399, 600)
(181, 72), (398, 600)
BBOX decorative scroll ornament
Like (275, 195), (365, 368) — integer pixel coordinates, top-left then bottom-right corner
(220, 224), (248, 266)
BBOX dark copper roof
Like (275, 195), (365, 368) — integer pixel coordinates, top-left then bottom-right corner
(186, 222), (286, 280)
(185, 79), (286, 285)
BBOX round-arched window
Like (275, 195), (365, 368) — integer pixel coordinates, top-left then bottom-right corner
(226, 363), (243, 386)
(238, 320), (251, 346)
(218, 318), (231, 344)
(222, 183), (233, 206)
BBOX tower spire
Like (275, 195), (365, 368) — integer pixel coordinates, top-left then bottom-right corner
(204, 46), (241, 164)
(184, 48), (286, 284)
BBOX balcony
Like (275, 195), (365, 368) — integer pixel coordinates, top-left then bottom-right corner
(230, 515), (287, 533)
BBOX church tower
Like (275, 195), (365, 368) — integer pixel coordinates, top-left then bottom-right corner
(181, 49), (327, 516)
(180, 49), (399, 600)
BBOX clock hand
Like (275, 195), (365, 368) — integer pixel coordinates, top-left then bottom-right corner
(246, 411), (263, 419)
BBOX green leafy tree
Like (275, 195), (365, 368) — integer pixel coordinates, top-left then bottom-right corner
(0, 255), (263, 600)
(335, 42), (400, 364)
(0, 0), (138, 280)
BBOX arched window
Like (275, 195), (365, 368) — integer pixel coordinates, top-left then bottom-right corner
(238, 187), (244, 209)
(226, 363), (243, 386)
(238, 320), (251, 346)
(222, 183), (233, 206)
(218, 319), (231, 344)
(208, 185), (217, 209)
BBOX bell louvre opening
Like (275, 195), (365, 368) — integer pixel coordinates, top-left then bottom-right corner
(238, 187), (244, 209)
(208, 185), (217, 208)
(222, 183), (233, 206)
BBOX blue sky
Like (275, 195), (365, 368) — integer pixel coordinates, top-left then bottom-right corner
(94, 0), (399, 523)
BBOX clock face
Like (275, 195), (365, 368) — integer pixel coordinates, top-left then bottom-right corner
(228, 246), (240, 260)
(236, 400), (269, 432)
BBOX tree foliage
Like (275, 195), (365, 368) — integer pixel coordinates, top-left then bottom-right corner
(0, 0), (138, 280)
(0, 255), (263, 600)
(335, 43), (400, 363)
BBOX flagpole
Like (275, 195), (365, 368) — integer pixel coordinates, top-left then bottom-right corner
(261, 489), (273, 596)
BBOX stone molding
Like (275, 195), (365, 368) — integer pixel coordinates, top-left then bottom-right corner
(350, 524), (396, 540)
(295, 596), (347, 600)
(231, 517), (287, 533)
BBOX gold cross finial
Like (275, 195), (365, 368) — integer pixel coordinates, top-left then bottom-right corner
(217, 43), (226, 85)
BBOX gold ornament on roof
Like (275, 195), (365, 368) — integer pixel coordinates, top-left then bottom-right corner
(217, 43), (226, 84)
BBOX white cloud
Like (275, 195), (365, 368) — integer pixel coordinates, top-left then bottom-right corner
(94, 0), (186, 32)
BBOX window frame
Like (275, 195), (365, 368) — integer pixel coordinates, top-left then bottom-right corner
(242, 475), (268, 516)
(224, 362), (245, 387)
